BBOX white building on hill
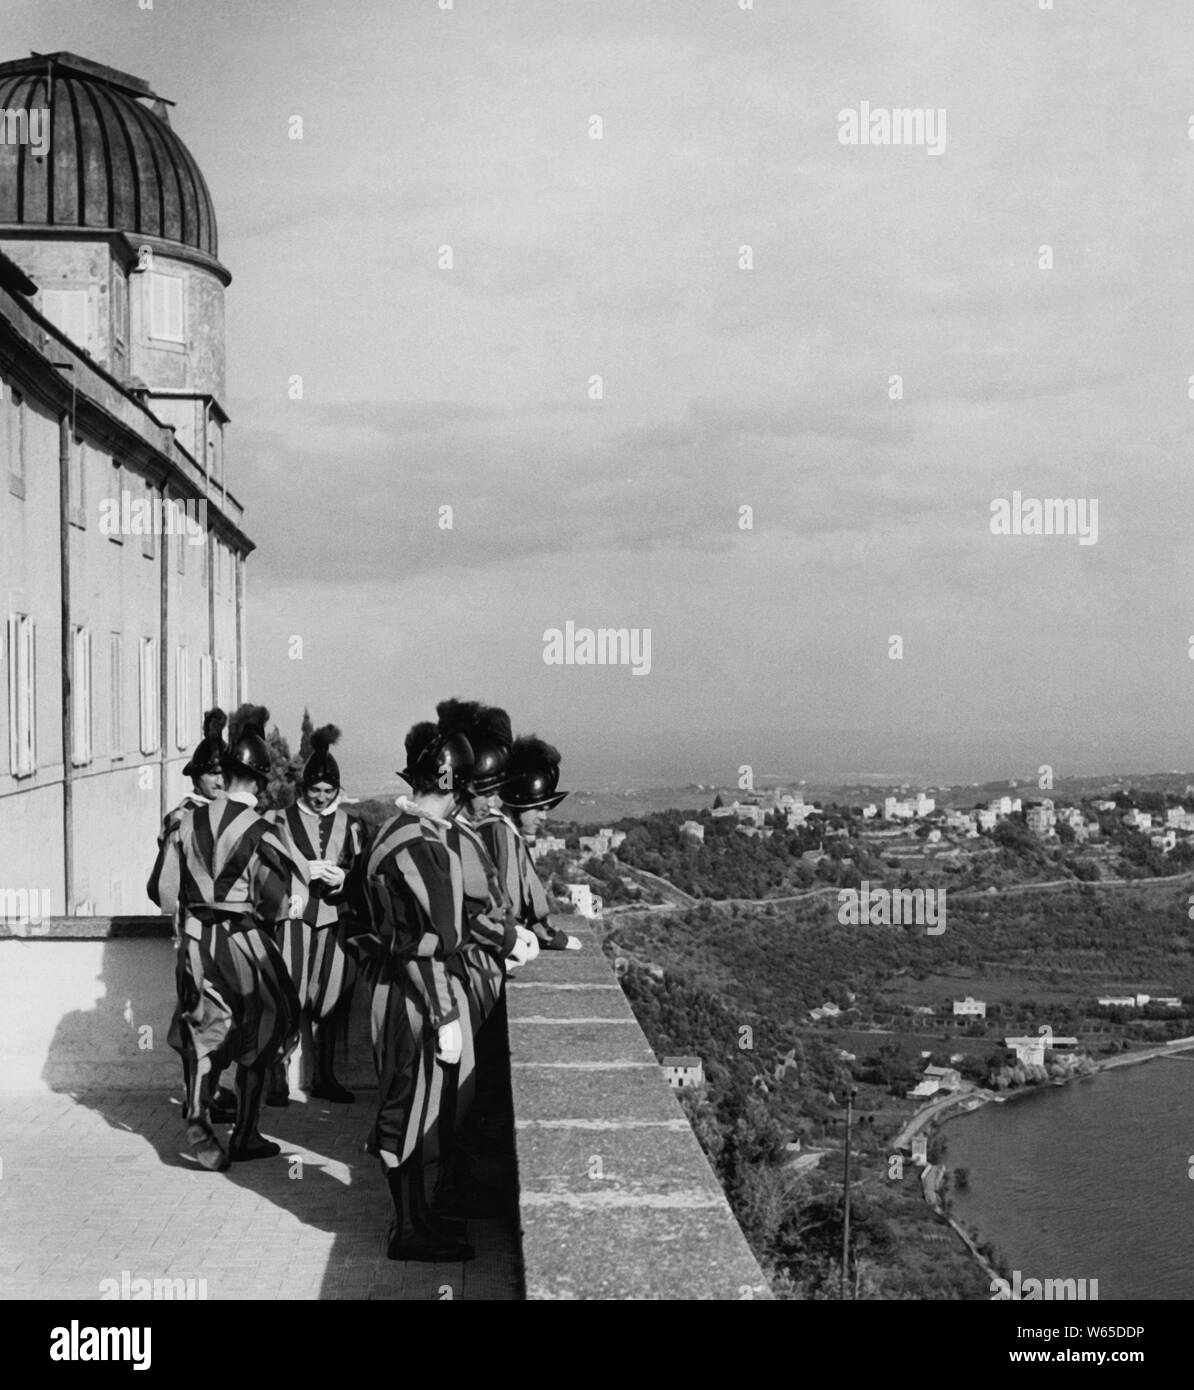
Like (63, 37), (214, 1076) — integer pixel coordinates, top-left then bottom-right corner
(661, 1056), (704, 1089)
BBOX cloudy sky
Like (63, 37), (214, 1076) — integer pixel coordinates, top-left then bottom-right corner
(10, 0), (1194, 789)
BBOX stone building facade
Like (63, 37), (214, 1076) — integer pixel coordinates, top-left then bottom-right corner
(0, 52), (251, 918)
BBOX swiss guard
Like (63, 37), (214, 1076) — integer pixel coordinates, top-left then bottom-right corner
(437, 700), (538, 1215)
(358, 718), (477, 1262)
(438, 698), (539, 1035)
(479, 734), (583, 952)
(159, 707), (236, 1123)
(161, 708), (227, 847)
(148, 706), (302, 1170)
(269, 724), (363, 1104)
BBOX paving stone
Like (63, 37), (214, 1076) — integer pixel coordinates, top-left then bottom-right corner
(0, 1088), (519, 1301)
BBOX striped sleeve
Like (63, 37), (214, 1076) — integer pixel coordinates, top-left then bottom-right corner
(326, 814), (364, 905)
(480, 819), (524, 920)
(374, 832), (462, 1027)
(405, 958), (459, 1028)
(520, 841), (552, 924)
(454, 822), (516, 957)
(253, 827), (303, 926)
(147, 820), (182, 914)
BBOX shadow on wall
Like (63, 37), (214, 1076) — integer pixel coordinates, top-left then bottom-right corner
(31, 933), (519, 1300)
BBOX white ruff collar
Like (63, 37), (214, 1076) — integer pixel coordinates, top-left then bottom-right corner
(395, 794), (453, 829)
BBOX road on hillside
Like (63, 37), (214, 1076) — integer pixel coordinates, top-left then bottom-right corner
(603, 869), (1194, 918)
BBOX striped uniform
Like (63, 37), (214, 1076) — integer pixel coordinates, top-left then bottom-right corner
(157, 793), (217, 952)
(270, 802), (362, 1022)
(447, 813), (517, 1033)
(148, 800), (302, 1121)
(158, 792), (215, 848)
(361, 808), (475, 1168)
(478, 809), (568, 948)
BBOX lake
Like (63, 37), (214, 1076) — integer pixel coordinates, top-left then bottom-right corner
(943, 1058), (1194, 1299)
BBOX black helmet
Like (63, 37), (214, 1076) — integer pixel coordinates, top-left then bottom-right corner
(400, 719), (475, 794)
(435, 698), (512, 796)
(224, 704), (273, 784)
(501, 734), (567, 811)
(183, 708), (227, 780)
(302, 724), (342, 791)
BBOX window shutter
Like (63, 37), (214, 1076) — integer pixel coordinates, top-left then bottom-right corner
(138, 640), (147, 752)
(199, 653), (213, 710)
(71, 627), (92, 767)
(175, 647), (190, 749)
(20, 619), (36, 774)
(141, 482), (156, 559)
(71, 628), (83, 765)
(109, 634), (123, 756)
(140, 637), (160, 755)
(149, 273), (183, 341)
(6, 616), (16, 775)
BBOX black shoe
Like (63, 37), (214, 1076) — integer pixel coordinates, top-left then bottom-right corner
(265, 1061), (289, 1107)
(413, 1165), (469, 1239)
(309, 1079), (355, 1103)
(386, 1224), (474, 1263)
(185, 1122), (230, 1172)
(385, 1163), (474, 1262)
(426, 1208), (468, 1239)
(209, 1086), (238, 1124)
(229, 1136), (281, 1161)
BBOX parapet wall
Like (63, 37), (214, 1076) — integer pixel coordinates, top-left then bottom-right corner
(506, 918), (773, 1300)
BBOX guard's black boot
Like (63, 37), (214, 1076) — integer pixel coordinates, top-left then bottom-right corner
(209, 1078), (238, 1124)
(385, 1166), (473, 1263)
(230, 1065), (280, 1161)
(308, 1021), (355, 1103)
(418, 1160), (468, 1241)
(180, 1056), (229, 1169)
(265, 1059), (290, 1107)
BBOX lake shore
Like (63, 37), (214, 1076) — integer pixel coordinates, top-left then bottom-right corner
(917, 1036), (1194, 1294)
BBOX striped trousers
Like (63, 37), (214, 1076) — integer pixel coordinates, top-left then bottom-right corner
(169, 916), (301, 1120)
(276, 917), (358, 1022)
(369, 966), (474, 1170)
(460, 942), (505, 1033)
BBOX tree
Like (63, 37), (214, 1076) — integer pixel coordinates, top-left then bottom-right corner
(298, 707), (314, 763)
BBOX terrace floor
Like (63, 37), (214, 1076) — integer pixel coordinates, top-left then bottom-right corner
(0, 1087), (521, 1301)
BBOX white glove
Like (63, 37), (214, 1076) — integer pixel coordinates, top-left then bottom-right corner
(519, 926), (541, 963)
(315, 863), (345, 890)
(287, 892), (306, 921)
(507, 926), (540, 970)
(436, 1020), (463, 1064)
(563, 934), (583, 951)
